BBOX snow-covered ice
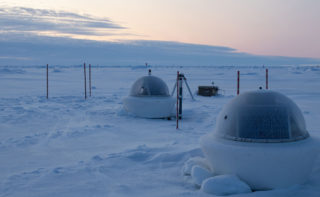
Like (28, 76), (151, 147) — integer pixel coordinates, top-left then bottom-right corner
(0, 65), (320, 197)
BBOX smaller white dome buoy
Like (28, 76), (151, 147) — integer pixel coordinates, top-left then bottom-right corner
(123, 75), (175, 118)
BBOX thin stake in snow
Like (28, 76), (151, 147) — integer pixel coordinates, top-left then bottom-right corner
(89, 64), (92, 97)
(266, 68), (269, 90)
(178, 74), (183, 118)
(84, 63), (87, 99)
(176, 71), (179, 129)
(237, 71), (240, 95)
(46, 64), (48, 99)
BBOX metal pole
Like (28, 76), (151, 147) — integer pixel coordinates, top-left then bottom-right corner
(266, 68), (268, 90)
(84, 63), (87, 99)
(176, 71), (179, 129)
(89, 64), (92, 97)
(184, 78), (195, 100)
(171, 81), (177, 96)
(46, 64), (48, 99)
(237, 71), (240, 95)
(178, 74), (183, 119)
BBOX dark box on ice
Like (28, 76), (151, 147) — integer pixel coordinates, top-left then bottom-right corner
(198, 86), (219, 96)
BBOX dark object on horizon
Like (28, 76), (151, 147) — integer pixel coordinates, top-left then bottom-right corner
(198, 86), (219, 96)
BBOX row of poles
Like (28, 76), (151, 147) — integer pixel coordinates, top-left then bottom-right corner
(45, 64), (268, 130)
(46, 65), (269, 100)
(46, 63), (92, 99)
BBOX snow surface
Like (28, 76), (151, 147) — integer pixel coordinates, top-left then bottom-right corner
(0, 65), (320, 197)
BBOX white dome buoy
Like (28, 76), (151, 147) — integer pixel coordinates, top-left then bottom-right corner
(123, 74), (175, 118)
(201, 90), (319, 190)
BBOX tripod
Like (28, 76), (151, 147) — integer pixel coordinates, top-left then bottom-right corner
(171, 73), (195, 119)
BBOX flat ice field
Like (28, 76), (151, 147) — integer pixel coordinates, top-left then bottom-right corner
(0, 65), (320, 197)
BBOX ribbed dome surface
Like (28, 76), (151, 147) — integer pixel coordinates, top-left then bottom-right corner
(130, 76), (170, 97)
(214, 90), (309, 142)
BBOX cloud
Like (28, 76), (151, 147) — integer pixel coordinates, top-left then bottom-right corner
(0, 7), (126, 37)
(0, 33), (319, 66)
(0, 7), (318, 66)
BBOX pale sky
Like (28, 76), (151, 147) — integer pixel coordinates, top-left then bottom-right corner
(0, 0), (319, 58)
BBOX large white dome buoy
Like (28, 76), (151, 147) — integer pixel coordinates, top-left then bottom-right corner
(201, 90), (319, 190)
(123, 74), (175, 118)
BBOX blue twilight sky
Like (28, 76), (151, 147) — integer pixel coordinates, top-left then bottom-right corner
(0, 0), (319, 65)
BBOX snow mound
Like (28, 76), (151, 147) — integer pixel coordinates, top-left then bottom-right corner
(182, 157), (209, 176)
(201, 175), (252, 196)
(191, 165), (213, 186)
